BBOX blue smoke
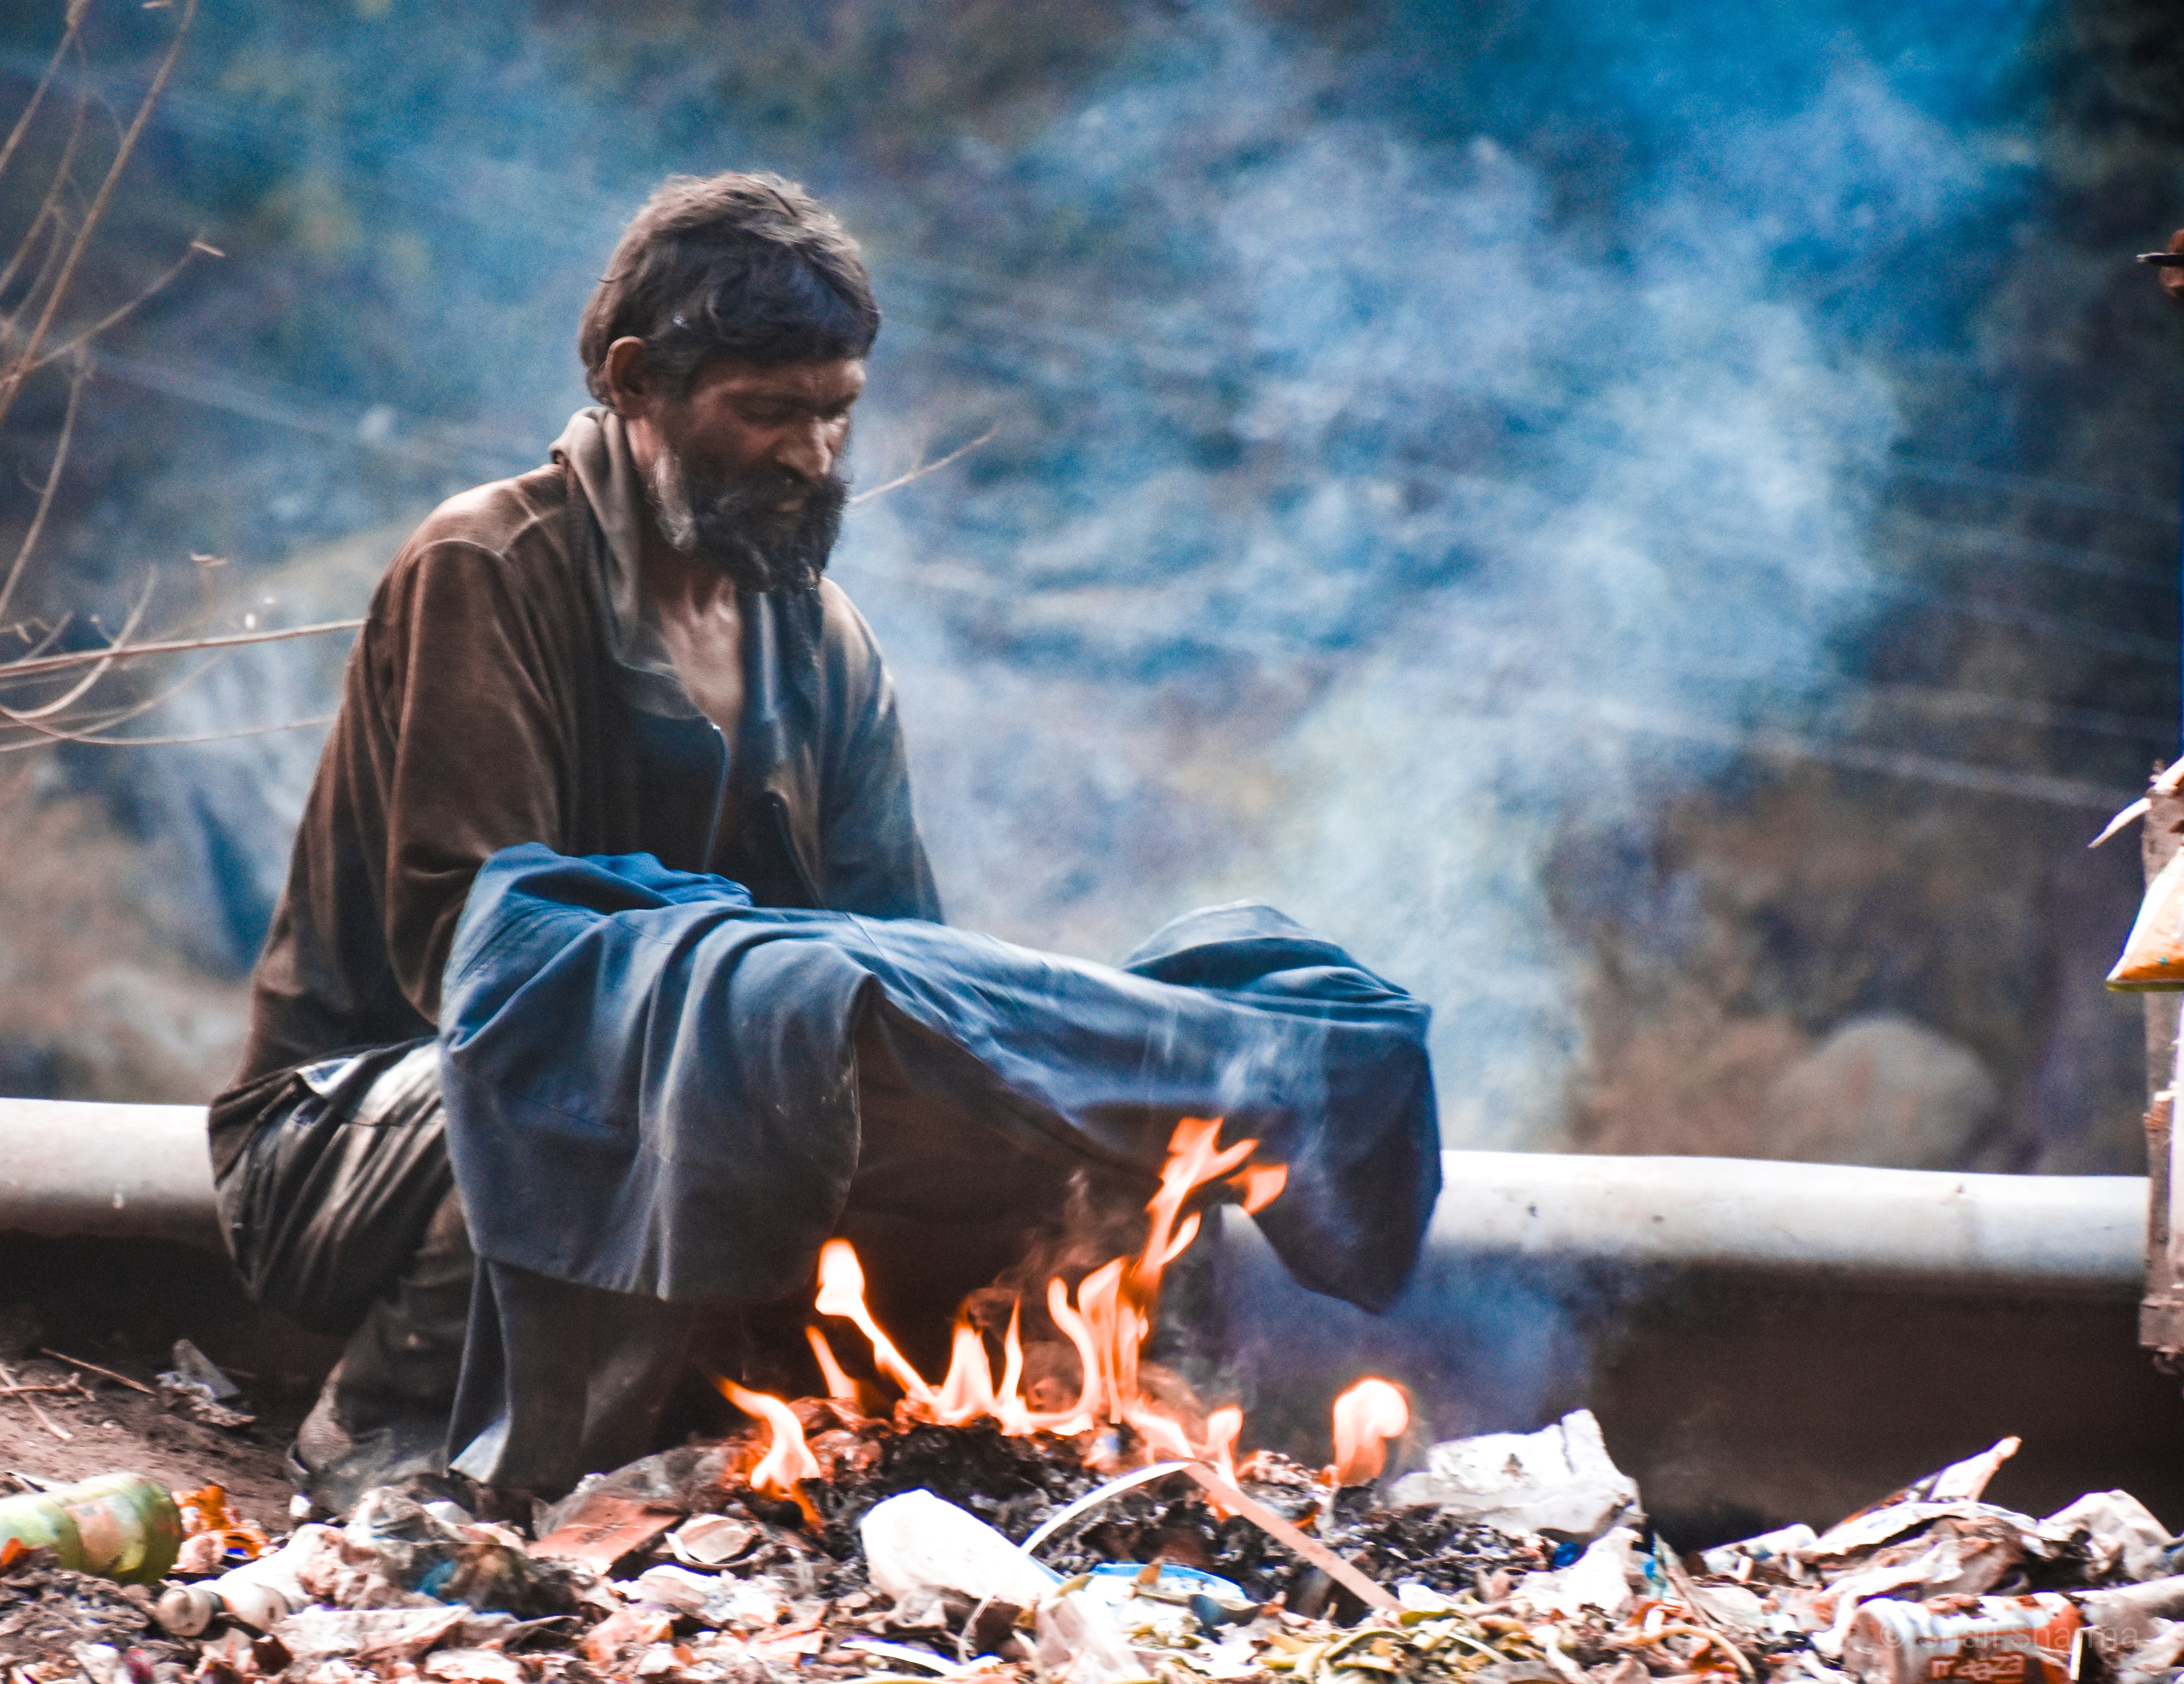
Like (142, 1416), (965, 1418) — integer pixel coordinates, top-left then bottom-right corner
(67, 0), (2059, 1153)
(833, 0), (2042, 1146)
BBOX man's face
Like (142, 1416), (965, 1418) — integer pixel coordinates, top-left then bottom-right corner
(642, 357), (866, 593)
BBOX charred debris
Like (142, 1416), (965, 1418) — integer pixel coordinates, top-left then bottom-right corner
(4, 1398), (2184, 1684)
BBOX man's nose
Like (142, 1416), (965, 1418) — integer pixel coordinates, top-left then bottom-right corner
(775, 418), (835, 484)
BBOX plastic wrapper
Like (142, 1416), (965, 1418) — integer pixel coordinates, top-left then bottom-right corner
(1385, 1410), (1641, 1541)
(2042, 1492), (2178, 1585)
(860, 1489), (1059, 1608)
(2109, 848), (2184, 990)
(1518, 1526), (1648, 1620)
(1038, 1587), (1147, 1684)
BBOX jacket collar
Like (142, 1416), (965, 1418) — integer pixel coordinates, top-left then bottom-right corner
(550, 406), (696, 720)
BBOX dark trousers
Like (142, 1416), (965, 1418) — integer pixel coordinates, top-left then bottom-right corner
(214, 1041), (473, 1508)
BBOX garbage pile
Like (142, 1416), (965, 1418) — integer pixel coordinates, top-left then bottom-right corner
(4, 1409), (2184, 1684)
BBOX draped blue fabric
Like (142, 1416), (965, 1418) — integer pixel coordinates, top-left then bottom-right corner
(438, 845), (1439, 1489)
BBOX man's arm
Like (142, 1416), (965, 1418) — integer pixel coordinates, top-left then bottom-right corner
(368, 534), (580, 1020)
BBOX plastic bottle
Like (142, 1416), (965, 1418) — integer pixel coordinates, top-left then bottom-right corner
(152, 1576), (290, 1638)
(150, 1529), (329, 1637)
(1841, 1593), (2083, 1684)
(0, 1472), (181, 1585)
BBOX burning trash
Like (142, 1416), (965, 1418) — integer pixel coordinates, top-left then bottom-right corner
(9, 1413), (2184, 1684)
(3, 1114), (2182, 1684)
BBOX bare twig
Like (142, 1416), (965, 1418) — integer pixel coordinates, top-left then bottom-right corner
(2, 641), (240, 742)
(0, 709), (338, 751)
(5, 648), (226, 741)
(0, 2), (352, 752)
(0, 71), (91, 345)
(0, 525), (141, 714)
(5, 219), (70, 349)
(39, 1348), (154, 1394)
(849, 426), (997, 505)
(30, 236), (209, 372)
(0, 0), (197, 433)
(0, 5), (84, 193)
(0, 616), (367, 681)
(0, 358), (84, 627)
(4, 616), (71, 660)
(0, 1362), (71, 1442)
(1180, 1461), (1394, 1610)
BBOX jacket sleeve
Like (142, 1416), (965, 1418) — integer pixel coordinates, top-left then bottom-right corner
(815, 586), (943, 923)
(368, 537), (577, 1020)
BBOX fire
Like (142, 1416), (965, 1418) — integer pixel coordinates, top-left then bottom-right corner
(816, 1238), (936, 1405)
(933, 1319), (999, 1422)
(1231, 1161), (1288, 1213)
(712, 1375), (820, 1496)
(1328, 1377), (1409, 1485)
(777, 1117), (1380, 1486)
(805, 1324), (858, 1404)
(1204, 1404), (1243, 1487)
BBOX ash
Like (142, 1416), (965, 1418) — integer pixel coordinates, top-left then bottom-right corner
(799, 1420), (1538, 1604)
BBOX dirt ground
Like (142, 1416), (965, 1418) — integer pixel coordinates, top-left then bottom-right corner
(0, 1233), (333, 1526)
(0, 1348), (296, 1526)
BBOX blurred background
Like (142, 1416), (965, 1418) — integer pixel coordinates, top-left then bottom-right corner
(0, 0), (2178, 1177)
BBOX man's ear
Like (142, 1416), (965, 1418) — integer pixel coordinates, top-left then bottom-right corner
(601, 336), (656, 417)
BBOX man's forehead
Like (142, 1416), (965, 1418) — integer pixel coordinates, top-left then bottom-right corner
(693, 357), (866, 406)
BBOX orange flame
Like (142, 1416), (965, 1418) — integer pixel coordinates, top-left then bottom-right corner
(713, 1376), (820, 1496)
(1036, 1276), (1102, 1433)
(1200, 1404), (1245, 1516)
(1230, 1162), (1288, 1213)
(1328, 1377), (1409, 1485)
(934, 1320), (999, 1423)
(1204, 1405), (1243, 1488)
(805, 1324), (858, 1404)
(1069, 1117), (1254, 1431)
(996, 1301), (1025, 1423)
(776, 1119), (1296, 1487)
(815, 1238), (937, 1405)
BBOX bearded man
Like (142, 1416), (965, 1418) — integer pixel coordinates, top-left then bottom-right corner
(212, 171), (1440, 1512)
(210, 173), (940, 1506)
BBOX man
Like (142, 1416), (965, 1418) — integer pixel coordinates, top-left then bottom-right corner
(211, 173), (939, 1506)
(216, 171), (1441, 1510)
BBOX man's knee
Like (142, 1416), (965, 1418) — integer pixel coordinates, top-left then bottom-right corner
(215, 1039), (455, 1335)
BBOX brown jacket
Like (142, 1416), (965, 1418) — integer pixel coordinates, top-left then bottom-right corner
(212, 409), (939, 1158)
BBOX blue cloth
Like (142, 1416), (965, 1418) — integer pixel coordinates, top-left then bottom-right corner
(437, 845), (1440, 1488)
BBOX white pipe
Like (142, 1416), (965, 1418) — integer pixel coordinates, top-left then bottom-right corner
(0, 1103), (2150, 1296)
(0, 1099), (219, 1248)
(1425, 1151), (2146, 1295)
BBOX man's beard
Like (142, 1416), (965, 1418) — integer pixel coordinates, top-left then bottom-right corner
(645, 437), (847, 594)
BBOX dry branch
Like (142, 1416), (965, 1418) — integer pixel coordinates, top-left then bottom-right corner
(0, 0), (359, 751)
(39, 1348), (156, 1394)
(0, 616), (368, 682)
(0, 0), (198, 429)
